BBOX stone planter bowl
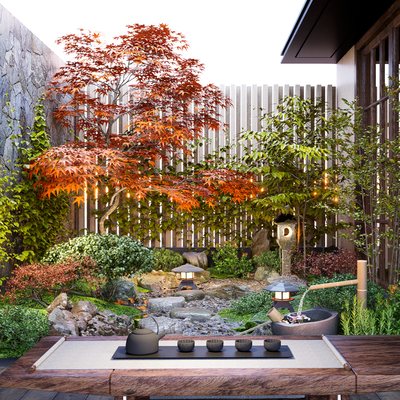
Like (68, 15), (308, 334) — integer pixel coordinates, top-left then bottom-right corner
(271, 307), (339, 336)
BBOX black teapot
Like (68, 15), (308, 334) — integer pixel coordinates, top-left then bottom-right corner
(126, 316), (166, 355)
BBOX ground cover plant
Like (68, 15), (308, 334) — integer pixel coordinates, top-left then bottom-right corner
(42, 233), (154, 283)
(0, 306), (50, 357)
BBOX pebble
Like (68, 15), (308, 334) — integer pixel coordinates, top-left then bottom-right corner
(143, 293), (243, 336)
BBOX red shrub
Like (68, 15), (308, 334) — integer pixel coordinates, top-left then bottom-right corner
(291, 248), (358, 280)
(1, 256), (101, 307)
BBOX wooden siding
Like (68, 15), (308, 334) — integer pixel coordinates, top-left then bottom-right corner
(72, 84), (337, 248)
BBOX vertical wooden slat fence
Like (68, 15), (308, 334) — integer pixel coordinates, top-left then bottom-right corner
(73, 84), (337, 248)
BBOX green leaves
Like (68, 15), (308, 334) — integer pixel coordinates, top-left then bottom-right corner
(41, 233), (154, 283)
(0, 306), (50, 357)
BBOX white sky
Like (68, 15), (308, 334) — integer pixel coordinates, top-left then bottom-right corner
(0, 0), (337, 86)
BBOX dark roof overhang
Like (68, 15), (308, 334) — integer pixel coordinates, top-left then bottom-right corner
(281, 0), (397, 64)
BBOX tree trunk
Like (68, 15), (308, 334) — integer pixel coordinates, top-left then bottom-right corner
(99, 188), (126, 235)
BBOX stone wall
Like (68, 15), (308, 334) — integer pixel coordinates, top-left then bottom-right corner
(0, 4), (71, 170)
(0, 4), (72, 279)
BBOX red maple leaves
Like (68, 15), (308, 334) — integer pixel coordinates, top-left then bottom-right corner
(29, 24), (258, 231)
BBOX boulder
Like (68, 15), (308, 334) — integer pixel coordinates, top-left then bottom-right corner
(46, 292), (68, 313)
(147, 296), (185, 312)
(206, 284), (255, 300)
(174, 290), (205, 301)
(254, 267), (280, 281)
(138, 316), (183, 334)
(48, 308), (79, 336)
(182, 252), (208, 269)
(170, 307), (214, 320)
(47, 295), (132, 337)
(101, 278), (139, 302)
(195, 270), (211, 284)
(251, 324), (273, 336)
(251, 229), (270, 258)
(133, 270), (180, 291)
(71, 301), (99, 316)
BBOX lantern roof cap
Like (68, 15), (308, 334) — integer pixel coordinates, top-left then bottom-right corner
(172, 263), (204, 273)
(274, 213), (295, 223)
(263, 280), (299, 293)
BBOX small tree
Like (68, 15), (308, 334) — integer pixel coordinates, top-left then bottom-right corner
(329, 97), (400, 284)
(239, 96), (353, 260)
(29, 25), (258, 232)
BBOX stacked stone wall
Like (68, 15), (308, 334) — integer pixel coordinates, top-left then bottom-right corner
(0, 4), (71, 170)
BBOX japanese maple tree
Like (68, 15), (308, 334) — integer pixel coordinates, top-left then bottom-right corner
(30, 24), (258, 233)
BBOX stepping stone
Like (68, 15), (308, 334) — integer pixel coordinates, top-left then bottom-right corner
(147, 296), (185, 312)
(174, 290), (205, 301)
(170, 307), (214, 320)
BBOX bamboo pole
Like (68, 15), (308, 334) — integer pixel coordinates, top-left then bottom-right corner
(308, 279), (359, 291)
(357, 260), (367, 309)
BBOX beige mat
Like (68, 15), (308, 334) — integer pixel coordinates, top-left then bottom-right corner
(36, 340), (343, 370)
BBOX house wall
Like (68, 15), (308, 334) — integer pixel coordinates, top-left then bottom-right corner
(336, 46), (357, 252)
(337, 46), (357, 106)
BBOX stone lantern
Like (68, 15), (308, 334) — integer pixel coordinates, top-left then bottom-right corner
(275, 219), (297, 275)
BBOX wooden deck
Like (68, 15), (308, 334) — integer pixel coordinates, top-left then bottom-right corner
(1, 388), (400, 400)
(2, 336), (400, 400)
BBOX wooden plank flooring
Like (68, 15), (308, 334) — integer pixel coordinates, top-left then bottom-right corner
(1, 389), (400, 400)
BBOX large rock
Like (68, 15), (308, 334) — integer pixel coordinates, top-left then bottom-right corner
(46, 292), (68, 313)
(254, 267), (280, 281)
(71, 301), (99, 316)
(133, 270), (180, 291)
(182, 252), (208, 269)
(48, 308), (79, 336)
(47, 295), (132, 337)
(206, 284), (255, 300)
(251, 229), (270, 258)
(101, 278), (139, 302)
(147, 296), (186, 312)
(138, 316), (183, 334)
(170, 307), (214, 320)
(174, 290), (205, 301)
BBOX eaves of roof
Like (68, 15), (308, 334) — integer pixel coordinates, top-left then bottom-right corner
(281, 0), (397, 64)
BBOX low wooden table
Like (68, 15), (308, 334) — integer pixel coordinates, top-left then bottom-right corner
(1, 335), (399, 400)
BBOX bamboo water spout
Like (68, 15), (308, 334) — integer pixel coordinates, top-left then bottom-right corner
(308, 260), (368, 309)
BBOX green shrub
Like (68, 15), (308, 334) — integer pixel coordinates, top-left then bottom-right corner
(153, 248), (184, 272)
(297, 273), (385, 314)
(341, 294), (398, 335)
(212, 241), (253, 278)
(253, 249), (280, 273)
(0, 306), (50, 357)
(42, 234), (154, 282)
(230, 290), (272, 315)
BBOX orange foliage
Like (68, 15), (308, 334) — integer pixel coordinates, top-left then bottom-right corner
(1, 257), (100, 308)
(29, 24), (258, 214)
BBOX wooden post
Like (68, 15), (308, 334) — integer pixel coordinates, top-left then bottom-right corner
(357, 260), (367, 309)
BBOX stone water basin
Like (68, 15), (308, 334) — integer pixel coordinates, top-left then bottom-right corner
(271, 307), (339, 335)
